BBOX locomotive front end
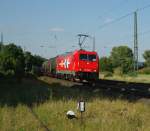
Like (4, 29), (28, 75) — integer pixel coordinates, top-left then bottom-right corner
(75, 50), (99, 81)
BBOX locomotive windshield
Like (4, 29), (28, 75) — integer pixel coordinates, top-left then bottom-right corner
(80, 54), (96, 61)
(89, 54), (96, 61)
(80, 54), (88, 60)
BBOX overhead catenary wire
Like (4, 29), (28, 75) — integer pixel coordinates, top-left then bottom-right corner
(44, 2), (150, 52)
(98, 12), (134, 30)
(96, 3), (150, 31)
(46, 2), (150, 55)
(62, 0), (150, 53)
(101, 27), (150, 60)
(115, 28), (150, 44)
(98, 0), (129, 20)
(139, 29), (150, 36)
(137, 3), (150, 12)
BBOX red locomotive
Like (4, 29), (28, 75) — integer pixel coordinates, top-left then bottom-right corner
(42, 49), (99, 81)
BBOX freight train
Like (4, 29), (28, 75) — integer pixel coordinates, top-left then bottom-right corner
(42, 49), (99, 81)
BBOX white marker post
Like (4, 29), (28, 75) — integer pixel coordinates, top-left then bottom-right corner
(77, 100), (85, 120)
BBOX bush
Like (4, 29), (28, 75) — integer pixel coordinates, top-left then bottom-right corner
(110, 46), (133, 73)
(138, 67), (150, 74)
(31, 66), (42, 76)
(5, 70), (15, 78)
(0, 71), (4, 79)
(127, 72), (138, 77)
(24, 72), (37, 79)
(114, 67), (123, 76)
(103, 71), (113, 78)
(100, 57), (113, 72)
(0, 43), (25, 79)
(143, 50), (150, 67)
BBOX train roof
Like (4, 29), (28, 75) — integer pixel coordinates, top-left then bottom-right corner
(56, 49), (97, 57)
(46, 50), (98, 60)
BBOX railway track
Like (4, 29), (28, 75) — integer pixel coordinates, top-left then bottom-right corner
(41, 76), (150, 100)
(81, 79), (150, 100)
(97, 79), (149, 93)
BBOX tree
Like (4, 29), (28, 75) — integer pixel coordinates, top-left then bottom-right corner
(24, 52), (45, 72)
(110, 46), (133, 73)
(32, 55), (45, 67)
(143, 50), (150, 67)
(99, 57), (113, 72)
(24, 52), (46, 75)
(31, 55), (46, 75)
(0, 42), (3, 51)
(0, 43), (25, 78)
(24, 51), (34, 72)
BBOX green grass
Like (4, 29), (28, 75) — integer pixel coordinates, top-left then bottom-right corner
(0, 77), (150, 131)
(101, 74), (150, 83)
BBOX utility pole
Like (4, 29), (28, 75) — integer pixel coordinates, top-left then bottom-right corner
(93, 36), (95, 51)
(134, 11), (138, 72)
(1, 32), (3, 44)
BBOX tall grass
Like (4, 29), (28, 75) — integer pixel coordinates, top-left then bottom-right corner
(34, 99), (149, 131)
(0, 100), (149, 131)
(0, 77), (149, 131)
(102, 74), (150, 83)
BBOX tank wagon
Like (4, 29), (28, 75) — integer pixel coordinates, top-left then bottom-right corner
(42, 49), (99, 81)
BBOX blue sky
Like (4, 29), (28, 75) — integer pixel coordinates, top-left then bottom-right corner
(0, 0), (150, 61)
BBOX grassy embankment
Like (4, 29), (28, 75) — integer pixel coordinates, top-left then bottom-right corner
(100, 73), (150, 83)
(0, 76), (150, 131)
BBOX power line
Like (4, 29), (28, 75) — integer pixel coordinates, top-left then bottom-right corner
(114, 29), (150, 45)
(98, 12), (133, 30)
(115, 29), (150, 46)
(98, 0), (129, 20)
(96, 3), (150, 30)
(138, 3), (150, 12)
(140, 29), (150, 36)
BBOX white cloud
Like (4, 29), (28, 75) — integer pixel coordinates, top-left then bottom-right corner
(50, 27), (64, 32)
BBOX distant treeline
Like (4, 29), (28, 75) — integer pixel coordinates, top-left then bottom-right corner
(100, 46), (150, 75)
(0, 42), (46, 80)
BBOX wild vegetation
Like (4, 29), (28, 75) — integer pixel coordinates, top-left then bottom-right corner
(0, 76), (150, 131)
(100, 46), (150, 75)
(143, 50), (150, 67)
(0, 43), (45, 80)
(101, 74), (150, 84)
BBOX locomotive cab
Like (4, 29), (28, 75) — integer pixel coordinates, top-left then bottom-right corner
(75, 50), (99, 81)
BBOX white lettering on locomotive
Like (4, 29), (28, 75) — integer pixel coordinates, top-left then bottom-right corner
(64, 59), (70, 68)
(59, 60), (64, 67)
